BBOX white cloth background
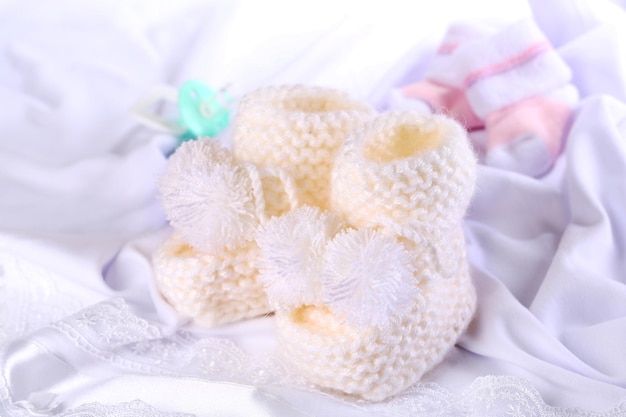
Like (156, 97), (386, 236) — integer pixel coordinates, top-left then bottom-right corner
(1, 0), (626, 415)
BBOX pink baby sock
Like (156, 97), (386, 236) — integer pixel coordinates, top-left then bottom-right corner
(483, 88), (577, 175)
(398, 19), (578, 176)
(460, 19), (578, 175)
(399, 22), (496, 131)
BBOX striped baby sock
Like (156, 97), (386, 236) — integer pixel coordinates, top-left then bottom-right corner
(397, 18), (578, 176)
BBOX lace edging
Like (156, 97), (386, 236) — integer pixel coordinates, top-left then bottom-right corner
(57, 400), (195, 417)
(367, 375), (626, 417)
(0, 253), (86, 347)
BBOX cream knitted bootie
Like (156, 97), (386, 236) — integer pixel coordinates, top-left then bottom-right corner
(232, 85), (376, 209)
(153, 85), (375, 326)
(152, 139), (298, 326)
(257, 111), (477, 401)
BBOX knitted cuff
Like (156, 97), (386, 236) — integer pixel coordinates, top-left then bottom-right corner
(232, 85), (376, 209)
(330, 111), (476, 230)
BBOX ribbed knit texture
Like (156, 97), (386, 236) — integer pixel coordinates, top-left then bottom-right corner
(153, 139), (294, 326)
(152, 233), (268, 327)
(270, 111), (477, 401)
(277, 258), (475, 401)
(232, 85), (376, 209)
(331, 111), (476, 229)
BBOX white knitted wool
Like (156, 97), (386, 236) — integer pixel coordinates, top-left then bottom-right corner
(152, 233), (269, 327)
(330, 111), (476, 229)
(232, 85), (376, 209)
(153, 139), (298, 326)
(153, 86), (373, 327)
(277, 255), (475, 401)
(272, 111), (478, 401)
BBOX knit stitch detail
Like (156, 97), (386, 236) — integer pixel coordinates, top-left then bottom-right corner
(277, 263), (476, 401)
(154, 140), (298, 326)
(152, 233), (269, 327)
(232, 85), (376, 209)
(330, 111), (476, 229)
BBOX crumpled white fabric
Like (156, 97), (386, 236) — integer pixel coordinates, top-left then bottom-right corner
(1, 0), (626, 415)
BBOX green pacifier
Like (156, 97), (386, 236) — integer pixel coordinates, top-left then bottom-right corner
(178, 80), (232, 142)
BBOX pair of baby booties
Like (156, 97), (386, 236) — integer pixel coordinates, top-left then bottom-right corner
(152, 85), (477, 401)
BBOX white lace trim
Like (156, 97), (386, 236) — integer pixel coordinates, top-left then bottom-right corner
(56, 400), (195, 417)
(49, 298), (307, 386)
(0, 253), (86, 347)
(1, 254), (625, 417)
(368, 377), (626, 417)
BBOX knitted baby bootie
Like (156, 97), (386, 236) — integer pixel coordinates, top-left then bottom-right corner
(153, 85), (375, 326)
(152, 139), (299, 326)
(232, 85), (376, 209)
(257, 111), (477, 401)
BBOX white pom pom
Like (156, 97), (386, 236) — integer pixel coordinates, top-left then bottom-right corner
(159, 139), (260, 252)
(170, 138), (234, 167)
(322, 228), (419, 328)
(256, 206), (345, 309)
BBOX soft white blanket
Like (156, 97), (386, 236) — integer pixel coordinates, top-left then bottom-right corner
(1, 0), (626, 415)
